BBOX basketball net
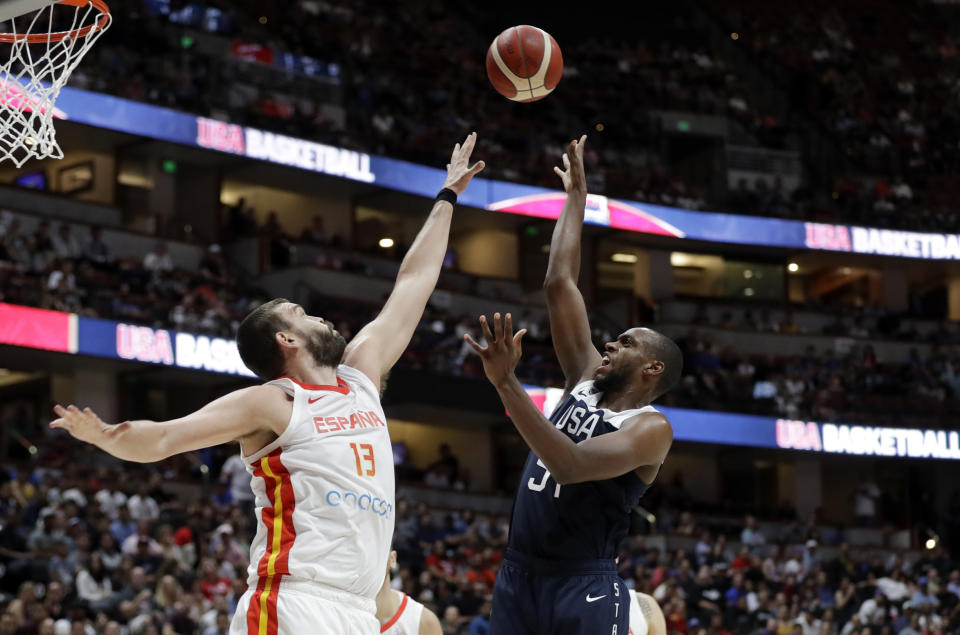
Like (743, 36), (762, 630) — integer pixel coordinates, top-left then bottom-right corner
(0, 0), (111, 167)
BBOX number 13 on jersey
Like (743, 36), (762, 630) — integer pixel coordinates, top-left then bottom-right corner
(527, 459), (561, 498)
(350, 442), (375, 476)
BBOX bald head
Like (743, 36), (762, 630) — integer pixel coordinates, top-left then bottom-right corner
(643, 329), (683, 399)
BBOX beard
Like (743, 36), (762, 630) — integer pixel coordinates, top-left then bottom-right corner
(302, 328), (347, 368)
(593, 367), (629, 394)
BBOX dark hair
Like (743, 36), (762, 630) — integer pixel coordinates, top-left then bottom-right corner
(650, 330), (683, 400)
(237, 298), (291, 380)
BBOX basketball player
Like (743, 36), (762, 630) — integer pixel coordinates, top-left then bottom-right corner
(376, 550), (442, 635)
(49, 133), (486, 635)
(628, 590), (666, 635)
(464, 136), (681, 635)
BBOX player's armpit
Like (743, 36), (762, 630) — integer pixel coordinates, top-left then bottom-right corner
(553, 411), (672, 485)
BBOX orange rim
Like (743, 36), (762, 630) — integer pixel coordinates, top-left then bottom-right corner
(0, 0), (110, 44)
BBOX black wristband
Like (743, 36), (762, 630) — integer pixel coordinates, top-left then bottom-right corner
(436, 188), (457, 205)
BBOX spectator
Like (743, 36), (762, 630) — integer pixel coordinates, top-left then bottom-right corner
(199, 557), (232, 600)
(109, 506), (137, 546)
(858, 591), (891, 626)
(802, 540), (821, 575)
(143, 242), (173, 273)
(94, 482), (127, 521)
(467, 599), (491, 634)
(742, 515), (766, 550)
(202, 610), (231, 635)
(75, 552), (112, 606)
(47, 539), (77, 586)
(876, 569), (909, 602)
(442, 605), (465, 634)
(50, 223), (81, 259)
(84, 226), (110, 264)
(127, 483), (160, 523)
(94, 531), (122, 571)
(220, 453), (254, 510)
(909, 580), (938, 610)
(121, 522), (161, 557)
(300, 214), (329, 245)
(854, 476), (881, 526)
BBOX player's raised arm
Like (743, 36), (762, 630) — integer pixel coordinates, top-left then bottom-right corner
(466, 314), (672, 484)
(544, 135), (603, 391)
(343, 133), (485, 391)
(49, 384), (290, 463)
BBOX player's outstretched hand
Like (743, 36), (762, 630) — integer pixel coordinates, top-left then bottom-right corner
(464, 312), (527, 386)
(553, 134), (587, 196)
(50, 404), (130, 447)
(442, 132), (485, 196)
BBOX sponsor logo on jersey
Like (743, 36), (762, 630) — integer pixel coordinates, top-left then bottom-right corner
(324, 488), (393, 518)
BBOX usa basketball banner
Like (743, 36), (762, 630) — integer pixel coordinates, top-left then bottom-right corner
(0, 305), (253, 377)
(38, 86), (960, 260)
(524, 385), (960, 461)
(76, 316), (255, 377)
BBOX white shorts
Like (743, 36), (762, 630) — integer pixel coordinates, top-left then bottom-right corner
(229, 578), (379, 635)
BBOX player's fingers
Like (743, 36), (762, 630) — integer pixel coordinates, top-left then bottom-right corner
(479, 315), (494, 343)
(53, 404), (67, 417)
(562, 153), (570, 170)
(468, 160), (485, 176)
(451, 143), (461, 161)
(463, 131), (476, 155)
(463, 333), (484, 354)
(578, 134), (587, 151)
(553, 166), (565, 179)
(513, 328), (527, 347)
(493, 312), (503, 341)
(49, 418), (67, 430)
(568, 139), (577, 154)
(504, 312), (513, 339)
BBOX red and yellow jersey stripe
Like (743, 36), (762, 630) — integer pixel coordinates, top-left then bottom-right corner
(246, 449), (296, 635)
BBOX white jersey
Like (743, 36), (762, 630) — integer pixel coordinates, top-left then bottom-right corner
(242, 366), (395, 609)
(381, 591), (424, 635)
(628, 590), (648, 635)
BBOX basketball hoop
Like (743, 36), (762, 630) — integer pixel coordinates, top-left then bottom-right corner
(0, 0), (111, 166)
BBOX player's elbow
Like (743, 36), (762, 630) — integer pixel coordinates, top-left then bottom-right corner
(543, 274), (572, 295)
(549, 455), (582, 485)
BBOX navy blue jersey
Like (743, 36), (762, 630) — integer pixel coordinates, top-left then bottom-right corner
(508, 380), (659, 561)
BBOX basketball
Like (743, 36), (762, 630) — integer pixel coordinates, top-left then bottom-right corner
(486, 25), (563, 102)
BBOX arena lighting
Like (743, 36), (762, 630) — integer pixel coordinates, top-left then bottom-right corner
(788, 262), (800, 272)
(611, 253), (638, 263)
(926, 537), (938, 550)
(731, 32), (740, 40)
(378, 237), (395, 248)
(743, 270), (753, 279)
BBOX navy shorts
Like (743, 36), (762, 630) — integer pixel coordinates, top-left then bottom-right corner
(491, 548), (629, 635)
